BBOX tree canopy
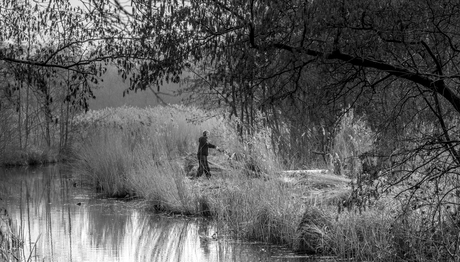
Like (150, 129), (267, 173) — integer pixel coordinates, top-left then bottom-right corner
(105, 0), (460, 201)
(2, 0), (460, 187)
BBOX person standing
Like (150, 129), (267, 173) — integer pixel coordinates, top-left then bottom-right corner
(197, 130), (218, 178)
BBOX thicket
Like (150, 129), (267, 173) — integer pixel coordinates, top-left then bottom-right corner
(0, 64), (86, 166)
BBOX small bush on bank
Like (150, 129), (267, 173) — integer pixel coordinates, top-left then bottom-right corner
(332, 109), (375, 177)
(295, 206), (332, 254)
(384, 205), (460, 262)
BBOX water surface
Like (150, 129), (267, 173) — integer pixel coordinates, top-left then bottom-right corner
(0, 165), (316, 262)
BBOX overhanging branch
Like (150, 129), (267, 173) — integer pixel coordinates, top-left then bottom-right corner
(271, 43), (460, 114)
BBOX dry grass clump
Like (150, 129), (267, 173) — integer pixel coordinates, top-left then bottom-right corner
(328, 206), (395, 261)
(324, 195), (460, 261)
(207, 173), (302, 246)
(126, 143), (198, 214)
(294, 205), (333, 254)
(73, 128), (134, 197)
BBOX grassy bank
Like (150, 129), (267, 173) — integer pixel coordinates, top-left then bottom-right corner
(71, 105), (458, 261)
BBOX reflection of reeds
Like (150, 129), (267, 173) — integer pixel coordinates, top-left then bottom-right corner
(2, 166), (72, 262)
(83, 208), (210, 262)
(0, 207), (27, 262)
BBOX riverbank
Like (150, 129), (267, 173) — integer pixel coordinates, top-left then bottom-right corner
(184, 168), (351, 253)
(73, 148), (397, 260)
(70, 105), (362, 258)
(70, 105), (452, 261)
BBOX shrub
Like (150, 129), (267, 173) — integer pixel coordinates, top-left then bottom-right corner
(387, 205), (460, 261)
(294, 206), (332, 254)
(2, 146), (58, 167)
(332, 109), (375, 177)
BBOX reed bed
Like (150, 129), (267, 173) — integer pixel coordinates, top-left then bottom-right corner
(71, 105), (460, 261)
(207, 173), (302, 245)
(72, 105), (229, 203)
(328, 207), (395, 261)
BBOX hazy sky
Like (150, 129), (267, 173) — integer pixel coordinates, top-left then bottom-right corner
(89, 67), (184, 110)
(64, 0), (184, 109)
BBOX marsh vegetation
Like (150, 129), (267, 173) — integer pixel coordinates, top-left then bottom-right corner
(67, 105), (460, 261)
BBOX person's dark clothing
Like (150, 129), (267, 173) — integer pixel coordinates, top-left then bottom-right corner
(197, 136), (216, 178)
(197, 136), (216, 156)
(197, 155), (211, 178)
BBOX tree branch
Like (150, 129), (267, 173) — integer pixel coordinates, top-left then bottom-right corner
(271, 43), (460, 114)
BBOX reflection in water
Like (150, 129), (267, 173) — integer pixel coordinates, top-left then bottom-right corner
(0, 165), (313, 262)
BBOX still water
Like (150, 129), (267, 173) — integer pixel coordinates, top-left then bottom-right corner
(0, 165), (317, 262)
